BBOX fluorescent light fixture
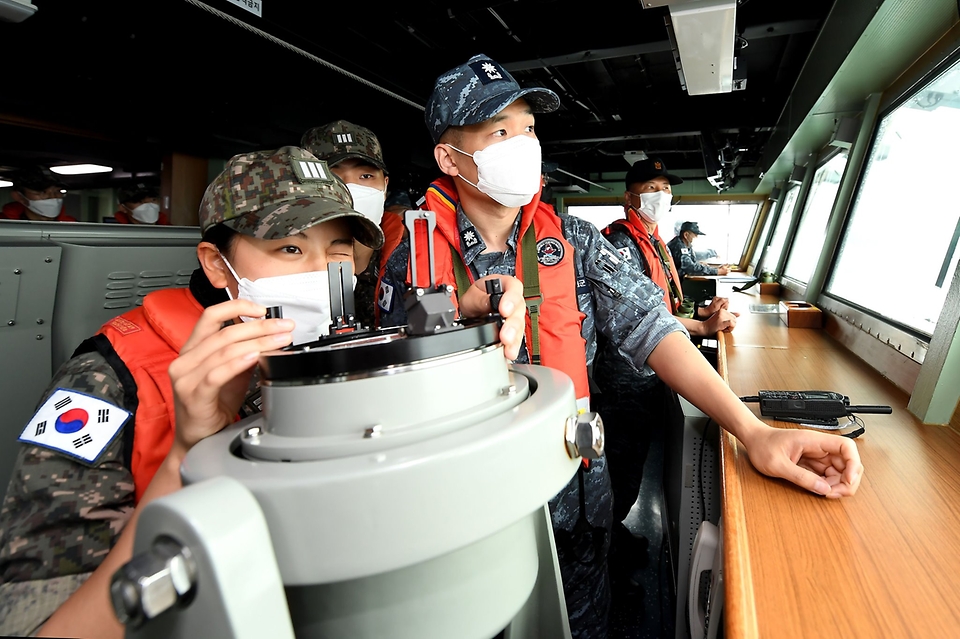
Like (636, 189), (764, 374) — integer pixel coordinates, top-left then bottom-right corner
(0, 180), (13, 188)
(669, 0), (737, 95)
(50, 164), (113, 175)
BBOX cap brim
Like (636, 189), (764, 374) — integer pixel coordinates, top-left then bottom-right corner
(221, 197), (384, 249)
(328, 152), (389, 175)
(460, 86), (560, 127)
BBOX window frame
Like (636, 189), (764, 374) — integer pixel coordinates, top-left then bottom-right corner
(780, 147), (849, 290)
(820, 48), (960, 343)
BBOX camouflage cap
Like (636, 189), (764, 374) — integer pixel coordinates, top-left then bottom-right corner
(301, 120), (388, 174)
(680, 221), (705, 236)
(13, 165), (66, 192)
(426, 54), (560, 144)
(117, 182), (159, 204)
(199, 146), (384, 249)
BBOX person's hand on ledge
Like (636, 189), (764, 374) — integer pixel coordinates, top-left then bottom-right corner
(742, 426), (863, 498)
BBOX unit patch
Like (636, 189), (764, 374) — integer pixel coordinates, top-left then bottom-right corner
(19, 388), (131, 465)
(378, 280), (394, 312)
(536, 237), (564, 266)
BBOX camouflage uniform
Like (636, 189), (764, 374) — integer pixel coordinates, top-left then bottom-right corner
(380, 207), (686, 639)
(595, 226), (685, 525)
(0, 147), (382, 636)
(387, 53), (688, 638)
(302, 121), (390, 330)
(668, 234), (718, 279)
(0, 352), (133, 636)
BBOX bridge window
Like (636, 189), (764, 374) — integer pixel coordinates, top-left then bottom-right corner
(761, 184), (801, 274)
(665, 202), (759, 264)
(783, 152), (848, 284)
(827, 56), (960, 337)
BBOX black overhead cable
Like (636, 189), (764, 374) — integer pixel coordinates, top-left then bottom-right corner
(181, 0), (425, 112)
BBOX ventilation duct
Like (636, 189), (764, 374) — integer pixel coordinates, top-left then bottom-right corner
(0, 0), (37, 22)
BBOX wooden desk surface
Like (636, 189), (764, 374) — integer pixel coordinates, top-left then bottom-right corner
(717, 291), (960, 638)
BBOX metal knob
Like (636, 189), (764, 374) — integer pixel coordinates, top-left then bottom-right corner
(564, 412), (605, 460)
(111, 537), (197, 628)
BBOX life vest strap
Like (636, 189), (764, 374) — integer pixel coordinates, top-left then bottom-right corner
(520, 224), (542, 365)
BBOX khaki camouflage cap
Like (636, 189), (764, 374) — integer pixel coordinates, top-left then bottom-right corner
(301, 120), (388, 174)
(199, 146), (384, 249)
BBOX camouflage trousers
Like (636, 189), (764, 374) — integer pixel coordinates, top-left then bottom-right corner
(548, 454), (614, 639)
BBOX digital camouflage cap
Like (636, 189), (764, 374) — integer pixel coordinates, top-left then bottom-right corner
(13, 165), (66, 192)
(199, 146), (384, 249)
(300, 120), (388, 174)
(426, 54), (560, 144)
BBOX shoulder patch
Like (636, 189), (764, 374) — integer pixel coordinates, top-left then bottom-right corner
(616, 246), (631, 261)
(378, 280), (394, 313)
(107, 316), (141, 335)
(536, 237), (564, 266)
(680, 247), (690, 254)
(19, 388), (131, 465)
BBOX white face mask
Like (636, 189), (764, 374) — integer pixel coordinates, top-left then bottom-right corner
(447, 135), (542, 208)
(27, 198), (63, 219)
(220, 254), (357, 346)
(345, 183), (385, 226)
(632, 190), (672, 223)
(130, 202), (161, 224)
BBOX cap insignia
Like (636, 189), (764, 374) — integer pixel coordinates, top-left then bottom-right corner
(470, 60), (507, 84)
(293, 159), (332, 183)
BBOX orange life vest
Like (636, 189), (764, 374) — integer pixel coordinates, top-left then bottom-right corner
(605, 208), (683, 314)
(97, 288), (203, 502)
(412, 176), (590, 407)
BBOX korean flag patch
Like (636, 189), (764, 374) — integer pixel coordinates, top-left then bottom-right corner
(378, 280), (394, 313)
(19, 389), (130, 465)
(616, 247), (631, 261)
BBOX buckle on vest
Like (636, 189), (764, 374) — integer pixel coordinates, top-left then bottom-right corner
(524, 294), (544, 315)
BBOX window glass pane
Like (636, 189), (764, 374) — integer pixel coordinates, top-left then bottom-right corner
(750, 201), (776, 269)
(664, 203), (758, 264)
(566, 205), (624, 230)
(762, 185), (800, 274)
(827, 57), (960, 336)
(783, 152), (848, 283)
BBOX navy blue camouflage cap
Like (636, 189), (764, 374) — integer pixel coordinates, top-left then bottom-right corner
(680, 221), (705, 236)
(199, 146), (384, 249)
(425, 54), (560, 144)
